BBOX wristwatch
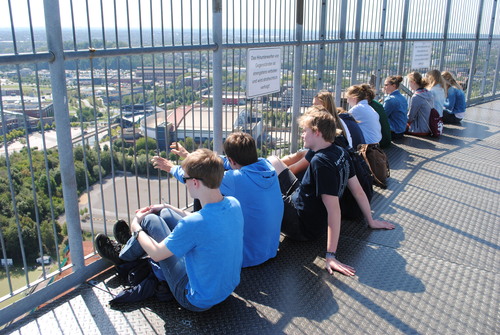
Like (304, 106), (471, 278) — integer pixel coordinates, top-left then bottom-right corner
(133, 229), (144, 239)
(325, 251), (337, 259)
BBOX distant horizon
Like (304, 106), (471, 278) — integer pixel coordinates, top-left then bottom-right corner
(1, 0), (485, 36)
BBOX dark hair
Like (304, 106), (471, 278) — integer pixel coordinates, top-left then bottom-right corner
(181, 148), (224, 189)
(385, 75), (404, 88)
(407, 71), (427, 89)
(223, 132), (258, 166)
(360, 83), (376, 102)
(298, 105), (337, 142)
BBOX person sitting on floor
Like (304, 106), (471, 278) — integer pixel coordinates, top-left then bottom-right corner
(406, 71), (434, 136)
(425, 69), (447, 117)
(346, 84), (382, 145)
(364, 84), (392, 148)
(281, 94), (385, 222)
(95, 148), (244, 311)
(151, 132), (284, 268)
(442, 71), (466, 124)
(267, 106), (394, 277)
(382, 76), (408, 140)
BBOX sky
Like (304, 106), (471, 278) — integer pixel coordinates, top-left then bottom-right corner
(0, 0), (493, 37)
(0, 0), (213, 30)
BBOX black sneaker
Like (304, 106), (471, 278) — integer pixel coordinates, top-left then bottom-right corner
(95, 233), (123, 266)
(113, 219), (131, 245)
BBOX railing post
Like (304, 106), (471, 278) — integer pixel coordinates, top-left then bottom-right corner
(291, 0), (304, 153)
(481, 0), (498, 95)
(43, 0), (84, 270)
(212, 0), (223, 154)
(467, 0), (485, 101)
(316, 0), (327, 91)
(397, 0), (410, 76)
(335, 0), (348, 108)
(350, 0), (363, 85)
(492, 41), (500, 95)
(374, 0), (388, 96)
(439, 0), (452, 70)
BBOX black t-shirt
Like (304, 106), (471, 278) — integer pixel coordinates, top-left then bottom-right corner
(292, 144), (354, 239)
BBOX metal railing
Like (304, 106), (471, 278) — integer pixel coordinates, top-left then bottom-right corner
(1, 0), (499, 327)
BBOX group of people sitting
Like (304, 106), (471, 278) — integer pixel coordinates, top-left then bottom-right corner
(383, 70), (466, 138)
(336, 70), (466, 149)
(94, 104), (395, 312)
(93, 70), (465, 313)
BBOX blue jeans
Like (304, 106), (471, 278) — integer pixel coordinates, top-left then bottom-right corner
(119, 208), (207, 312)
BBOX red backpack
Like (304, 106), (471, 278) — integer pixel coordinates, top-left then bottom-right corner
(414, 88), (443, 138)
(429, 108), (443, 138)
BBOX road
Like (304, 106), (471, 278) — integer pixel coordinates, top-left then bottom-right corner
(0, 128), (83, 156)
(76, 172), (191, 234)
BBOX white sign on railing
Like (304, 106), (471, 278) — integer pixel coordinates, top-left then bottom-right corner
(246, 47), (281, 98)
(411, 41), (432, 69)
(1, 258), (13, 266)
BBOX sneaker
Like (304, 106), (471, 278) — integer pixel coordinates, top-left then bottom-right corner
(95, 233), (123, 266)
(113, 219), (131, 245)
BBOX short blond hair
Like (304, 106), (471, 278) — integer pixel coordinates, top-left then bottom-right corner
(298, 105), (337, 142)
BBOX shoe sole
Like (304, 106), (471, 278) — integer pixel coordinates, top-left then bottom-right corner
(113, 220), (131, 245)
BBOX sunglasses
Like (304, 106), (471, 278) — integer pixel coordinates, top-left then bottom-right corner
(182, 176), (203, 183)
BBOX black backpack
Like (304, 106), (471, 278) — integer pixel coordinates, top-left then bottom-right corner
(334, 136), (374, 220)
(110, 259), (172, 304)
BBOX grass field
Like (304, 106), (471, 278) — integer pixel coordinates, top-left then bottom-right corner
(0, 266), (51, 309)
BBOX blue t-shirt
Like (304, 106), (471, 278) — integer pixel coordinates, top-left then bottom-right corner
(220, 158), (284, 268)
(171, 159), (283, 268)
(383, 90), (409, 134)
(165, 196), (244, 309)
(292, 144), (354, 239)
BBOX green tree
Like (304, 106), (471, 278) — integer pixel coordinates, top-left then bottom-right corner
(74, 161), (87, 192)
(100, 150), (112, 175)
(37, 174), (57, 194)
(41, 220), (62, 256)
(136, 137), (157, 152)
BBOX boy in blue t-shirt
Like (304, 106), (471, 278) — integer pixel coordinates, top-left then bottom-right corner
(119, 148), (244, 311)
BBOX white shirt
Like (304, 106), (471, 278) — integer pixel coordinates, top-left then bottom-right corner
(348, 99), (382, 144)
(430, 84), (445, 117)
(339, 118), (353, 149)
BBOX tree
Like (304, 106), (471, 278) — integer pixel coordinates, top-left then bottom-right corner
(135, 137), (157, 152)
(41, 220), (62, 256)
(182, 137), (196, 152)
(100, 150), (112, 175)
(3, 219), (39, 264)
(37, 174), (57, 195)
(133, 154), (152, 175)
(74, 161), (88, 192)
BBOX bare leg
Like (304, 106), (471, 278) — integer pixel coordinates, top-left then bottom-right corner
(281, 150), (307, 166)
(267, 155), (289, 175)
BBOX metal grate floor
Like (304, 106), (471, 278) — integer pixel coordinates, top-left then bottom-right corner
(2, 101), (499, 335)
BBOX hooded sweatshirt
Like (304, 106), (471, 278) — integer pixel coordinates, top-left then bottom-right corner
(172, 157), (284, 268)
(408, 88), (434, 134)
